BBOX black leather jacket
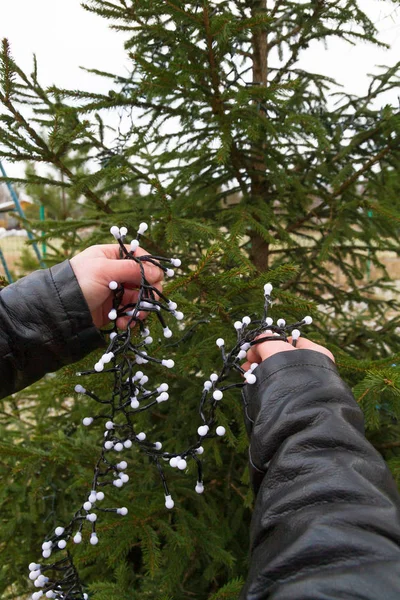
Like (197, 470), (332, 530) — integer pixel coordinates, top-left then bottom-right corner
(242, 351), (400, 599)
(1, 262), (400, 599)
(0, 260), (104, 397)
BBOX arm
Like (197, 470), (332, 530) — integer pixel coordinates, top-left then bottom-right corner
(0, 244), (163, 400)
(241, 348), (400, 600)
(0, 260), (104, 399)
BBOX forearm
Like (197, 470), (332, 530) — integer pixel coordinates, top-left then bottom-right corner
(0, 260), (105, 399)
(242, 350), (400, 599)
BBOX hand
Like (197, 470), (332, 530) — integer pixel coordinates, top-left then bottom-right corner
(70, 244), (164, 329)
(242, 332), (335, 372)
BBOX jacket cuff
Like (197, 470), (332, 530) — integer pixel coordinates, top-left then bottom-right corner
(49, 260), (105, 364)
(243, 349), (338, 423)
(242, 349), (344, 491)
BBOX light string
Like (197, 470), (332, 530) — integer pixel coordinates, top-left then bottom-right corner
(27, 224), (312, 599)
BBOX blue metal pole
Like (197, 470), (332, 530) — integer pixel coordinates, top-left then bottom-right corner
(0, 161), (45, 267)
(0, 246), (13, 283)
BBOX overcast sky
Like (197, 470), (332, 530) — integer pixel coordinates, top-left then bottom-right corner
(1, 0), (399, 179)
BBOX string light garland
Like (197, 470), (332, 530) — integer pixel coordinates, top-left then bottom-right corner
(28, 224), (312, 599)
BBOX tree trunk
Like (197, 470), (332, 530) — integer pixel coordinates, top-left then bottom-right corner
(249, 0), (270, 272)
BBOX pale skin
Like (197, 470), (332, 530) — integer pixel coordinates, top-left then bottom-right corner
(242, 331), (335, 371)
(70, 245), (334, 362)
(70, 244), (164, 329)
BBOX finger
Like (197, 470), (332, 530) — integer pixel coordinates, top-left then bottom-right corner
(245, 346), (261, 364)
(247, 332), (294, 363)
(293, 337), (335, 362)
(116, 281), (164, 329)
(245, 330), (273, 364)
(241, 361), (252, 373)
(97, 244), (160, 266)
(94, 244), (165, 286)
(102, 256), (163, 287)
(93, 244), (146, 260)
(120, 281), (163, 312)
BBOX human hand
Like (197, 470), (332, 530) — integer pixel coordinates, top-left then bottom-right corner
(70, 244), (163, 329)
(242, 332), (335, 372)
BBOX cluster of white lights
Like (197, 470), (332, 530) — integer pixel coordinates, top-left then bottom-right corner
(29, 228), (313, 600)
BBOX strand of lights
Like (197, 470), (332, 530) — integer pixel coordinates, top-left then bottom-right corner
(28, 225), (312, 599)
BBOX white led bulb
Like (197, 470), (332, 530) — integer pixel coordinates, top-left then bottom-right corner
(165, 495), (174, 509)
(138, 222), (148, 235)
(162, 359), (175, 369)
(195, 482), (204, 494)
(264, 283), (273, 295)
(197, 425), (209, 437)
(110, 225), (120, 239)
(245, 373), (257, 385)
(73, 532), (82, 544)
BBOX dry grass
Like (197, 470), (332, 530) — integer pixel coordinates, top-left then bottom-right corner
(0, 236), (43, 278)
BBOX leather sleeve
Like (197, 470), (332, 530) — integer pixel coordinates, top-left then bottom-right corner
(241, 349), (400, 600)
(0, 260), (105, 399)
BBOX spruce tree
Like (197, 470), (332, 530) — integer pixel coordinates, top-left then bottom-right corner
(0, 1), (399, 598)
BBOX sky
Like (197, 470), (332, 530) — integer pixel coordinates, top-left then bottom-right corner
(0, 0), (399, 179)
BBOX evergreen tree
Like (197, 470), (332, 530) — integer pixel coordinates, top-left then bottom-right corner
(0, 1), (399, 598)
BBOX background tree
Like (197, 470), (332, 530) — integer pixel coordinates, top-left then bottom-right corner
(0, 1), (400, 598)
